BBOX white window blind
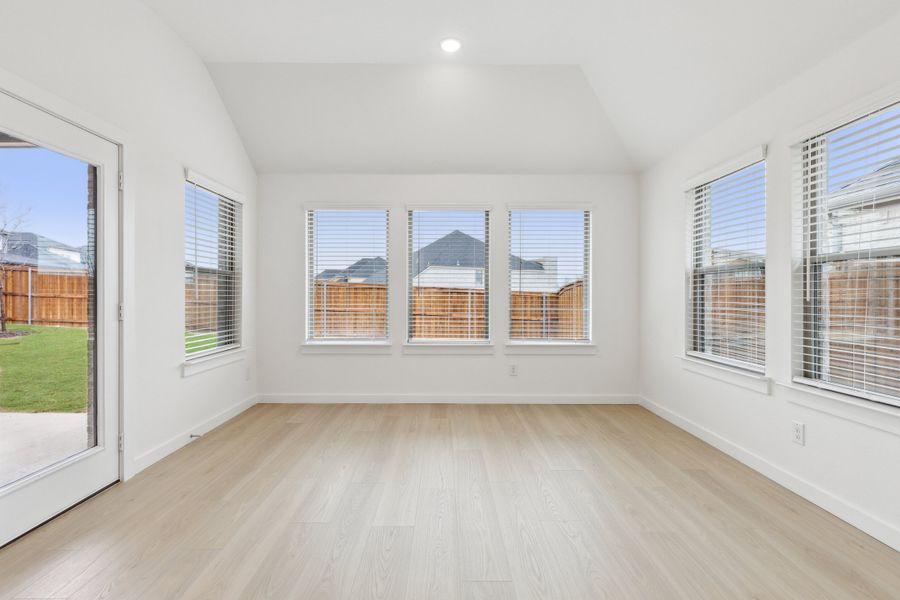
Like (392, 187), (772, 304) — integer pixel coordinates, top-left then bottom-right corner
(184, 181), (242, 357)
(408, 210), (490, 342)
(508, 209), (590, 341)
(688, 161), (766, 370)
(306, 209), (389, 340)
(795, 101), (900, 407)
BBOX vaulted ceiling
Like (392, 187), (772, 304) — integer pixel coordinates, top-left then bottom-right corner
(205, 63), (631, 173)
(142, 0), (900, 173)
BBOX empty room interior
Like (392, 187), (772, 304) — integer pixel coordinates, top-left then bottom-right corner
(3, 0), (900, 597)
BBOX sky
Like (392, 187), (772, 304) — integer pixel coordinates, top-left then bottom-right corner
(312, 210), (389, 272)
(826, 102), (900, 193)
(410, 210), (487, 247)
(509, 210), (587, 283)
(184, 182), (241, 270)
(0, 146), (90, 248)
(708, 160), (766, 257)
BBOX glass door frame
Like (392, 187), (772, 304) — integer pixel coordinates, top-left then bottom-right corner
(0, 82), (123, 547)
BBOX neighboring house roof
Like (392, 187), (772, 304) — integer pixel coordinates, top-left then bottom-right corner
(710, 247), (764, 266)
(412, 230), (542, 276)
(315, 230), (544, 283)
(343, 257), (387, 283)
(316, 256), (387, 284)
(316, 268), (346, 280)
(0, 231), (88, 272)
(413, 230), (483, 276)
(830, 158), (900, 210)
(0, 132), (34, 148)
(510, 254), (545, 271)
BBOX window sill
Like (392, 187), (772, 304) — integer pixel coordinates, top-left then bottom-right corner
(402, 343), (495, 355)
(182, 348), (246, 377)
(504, 343), (597, 355)
(780, 379), (900, 437)
(678, 354), (771, 395)
(300, 341), (392, 355)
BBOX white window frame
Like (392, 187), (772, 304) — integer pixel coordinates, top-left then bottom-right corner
(684, 148), (767, 374)
(506, 207), (592, 345)
(406, 207), (492, 345)
(792, 100), (900, 409)
(183, 168), (243, 364)
(303, 207), (391, 345)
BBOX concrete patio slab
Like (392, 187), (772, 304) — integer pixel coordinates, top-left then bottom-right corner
(0, 412), (89, 487)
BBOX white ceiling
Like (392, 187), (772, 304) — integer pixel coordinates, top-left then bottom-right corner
(143, 0), (900, 172)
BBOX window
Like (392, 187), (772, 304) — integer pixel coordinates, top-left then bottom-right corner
(797, 101), (900, 407)
(509, 209), (590, 341)
(184, 180), (242, 357)
(408, 209), (489, 342)
(306, 209), (389, 341)
(688, 161), (766, 370)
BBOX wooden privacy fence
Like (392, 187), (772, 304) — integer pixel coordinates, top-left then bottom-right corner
(1, 265), (89, 327)
(185, 270), (219, 333)
(700, 260), (900, 394)
(410, 285), (488, 339)
(311, 281), (389, 338)
(703, 271), (766, 364)
(822, 260), (900, 396)
(509, 281), (586, 339)
(311, 279), (586, 339)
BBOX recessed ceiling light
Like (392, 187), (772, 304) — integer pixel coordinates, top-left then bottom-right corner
(440, 38), (462, 53)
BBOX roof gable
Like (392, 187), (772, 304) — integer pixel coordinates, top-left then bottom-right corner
(412, 230), (543, 275)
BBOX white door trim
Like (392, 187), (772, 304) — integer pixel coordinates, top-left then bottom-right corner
(0, 76), (125, 546)
(0, 66), (135, 484)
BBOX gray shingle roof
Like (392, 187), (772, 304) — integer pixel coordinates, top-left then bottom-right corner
(830, 158), (900, 210)
(316, 256), (387, 283)
(0, 232), (88, 272)
(412, 230), (543, 276)
(315, 231), (543, 282)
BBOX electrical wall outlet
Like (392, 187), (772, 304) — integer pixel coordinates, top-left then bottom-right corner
(245, 367), (252, 381)
(509, 364), (519, 376)
(792, 421), (805, 446)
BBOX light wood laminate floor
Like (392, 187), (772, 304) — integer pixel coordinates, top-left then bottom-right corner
(1, 404), (899, 599)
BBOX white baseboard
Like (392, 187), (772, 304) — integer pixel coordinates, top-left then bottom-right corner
(128, 394), (258, 477)
(639, 395), (900, 553)
(259, 392), (638, 405)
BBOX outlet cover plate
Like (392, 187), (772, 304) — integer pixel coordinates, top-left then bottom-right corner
(792, 421), (805, 446)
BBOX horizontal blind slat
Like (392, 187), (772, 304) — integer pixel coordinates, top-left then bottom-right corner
(307, 210), (389, 341)
(408, 210), (490, 341)
(508, 209), (590, 341)
(794, 100), (900, 407)
(184, 180), (242, 358)
(688, 160), (766, 369)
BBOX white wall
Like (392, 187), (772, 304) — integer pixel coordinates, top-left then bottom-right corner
(0, 0), (258, 478)
(258, 174), (638, 403)
(640, 13), (900, 550)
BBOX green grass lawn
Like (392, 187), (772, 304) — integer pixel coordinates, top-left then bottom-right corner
(185, 331), (218, 354)
(0, 324), (88, 413)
